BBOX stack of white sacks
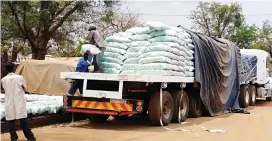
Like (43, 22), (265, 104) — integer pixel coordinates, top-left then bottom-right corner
(1, 94), (63, 120)
(101, 21), (195, 77)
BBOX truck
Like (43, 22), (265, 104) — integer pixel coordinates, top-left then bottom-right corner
(239, 49), (272, 108)
(61, 35), (272, 126)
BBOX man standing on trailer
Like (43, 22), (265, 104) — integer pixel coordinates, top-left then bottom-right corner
(1, 63), (36, 141)
(87, 26), (106, 72)
(67, 51), (92, 96)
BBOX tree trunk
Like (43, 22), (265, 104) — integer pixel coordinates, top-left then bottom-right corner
(32, 47), (47, 60)
(32, 36), (50, 60)
(1, 51), (9, 79)
(270, 46), (272, 57)
(11, 46), (19, 62)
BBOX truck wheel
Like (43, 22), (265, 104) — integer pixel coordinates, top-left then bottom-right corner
(148, 91), (174, 126)
(87, 114), (109, 123)
(266, 96), (272, 101)
(188, 93), (203, 118)
(249, 85), (257, 106)
(171, 90), (189, 123)
(239, 85), (250, 108)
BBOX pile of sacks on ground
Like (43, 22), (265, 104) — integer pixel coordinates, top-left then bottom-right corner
(101, 21), (195, 77)
(1, 94), (63, 120)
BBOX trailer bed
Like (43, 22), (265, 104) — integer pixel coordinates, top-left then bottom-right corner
(61, 72), (195, 83)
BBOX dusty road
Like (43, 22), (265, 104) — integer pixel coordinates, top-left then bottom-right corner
(1, 100), (272, 141)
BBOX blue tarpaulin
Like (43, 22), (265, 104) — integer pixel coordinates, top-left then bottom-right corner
(183, 29), (241, 116)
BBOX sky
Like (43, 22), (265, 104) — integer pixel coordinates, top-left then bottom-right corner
(121, 0), (272, 29)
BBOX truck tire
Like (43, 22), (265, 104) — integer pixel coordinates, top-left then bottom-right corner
(239, 85), (250, 108)
(249, 85), (257, 106)
(87, 114), (109, 123)
(266, 96), (272, 101)
(171, 90), (189, 123)
(148, 91), (174, 126)
(188, 93), (203, 118)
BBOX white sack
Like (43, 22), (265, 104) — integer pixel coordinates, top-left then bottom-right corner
(146, 21), (171, 30)
(127, 47), (146, 53)
(148, 36), (186, 46)
(124, 58), (139, 64)
(124, 53), (141, 60)
(102, 62), (121, 70)
(105, 47), (126, 55)
(104, 52), (125, 61)
(121, 64), (139, 71)
(81, 44), (101, 55)
(139, 56), (172, 64)
(121, 70), (138, 75)
(140, 63), (179, 71)
(103, 68), (120, 74)
(105, 36), (131, 43)
(126, 27), (153, 34)
(102, 57), (123, 65)
(106, 42), (129, 50)
(138, 70), (173, 76)
(139, 51), (180, 61)
(130, 34), (152, 41)
(129, 41), (151, 47)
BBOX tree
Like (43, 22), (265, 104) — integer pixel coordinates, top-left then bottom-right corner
(189, 2), (244, 38)
(97, 9), (141, 38)
(50, 8), (141, 57)
(230, 24), (258, 49)
(252, 20), (272, 55)
(1, 1), (117, 60)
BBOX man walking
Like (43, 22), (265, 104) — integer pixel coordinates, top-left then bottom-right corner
(87, 26), (106, 72)
(1, 63), (36, 141)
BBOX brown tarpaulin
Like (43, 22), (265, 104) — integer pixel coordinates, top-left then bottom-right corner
(15, 59), (79, 96)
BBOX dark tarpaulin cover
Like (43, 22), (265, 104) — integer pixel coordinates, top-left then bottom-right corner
(184, 30), (241, 116)
(239, 54), (257, 83)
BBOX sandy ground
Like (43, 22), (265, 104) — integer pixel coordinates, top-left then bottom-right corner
(1, 100), (272, 141)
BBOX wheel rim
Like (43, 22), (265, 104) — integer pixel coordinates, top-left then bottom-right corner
(252, 88), (256, 102)
(163, 99), (171, 119)
(179, 95), (188, 120)
(245, 89), (250, 104)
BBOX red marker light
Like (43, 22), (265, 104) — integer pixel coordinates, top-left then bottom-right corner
(136, 106), (142, 112)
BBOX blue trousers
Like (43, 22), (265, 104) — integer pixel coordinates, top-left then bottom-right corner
(67, 80), (83, 95)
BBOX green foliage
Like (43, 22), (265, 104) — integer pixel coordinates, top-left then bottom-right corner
(51, 40), (86, 57)
(251, 20), (272, 54)
(1, 1), (117, 60)
(230, 24), (258, 49)
(189, 2), (244, 38)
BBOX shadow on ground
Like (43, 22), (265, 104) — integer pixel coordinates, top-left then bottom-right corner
(50, 100), (272, 133)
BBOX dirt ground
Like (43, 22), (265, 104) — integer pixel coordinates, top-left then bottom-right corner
(1, 100), (272, 141)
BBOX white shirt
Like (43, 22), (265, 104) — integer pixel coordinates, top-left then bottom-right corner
(1, 73), (27, 120)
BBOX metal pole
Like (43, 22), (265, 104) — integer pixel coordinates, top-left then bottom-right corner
(72, 112), (74, 123)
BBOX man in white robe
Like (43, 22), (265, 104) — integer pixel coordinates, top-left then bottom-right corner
(1, 63), (36, 141)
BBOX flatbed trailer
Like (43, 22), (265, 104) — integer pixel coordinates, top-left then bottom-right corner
(61, 72), (196, 126)
(61, 49), (272, 126)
